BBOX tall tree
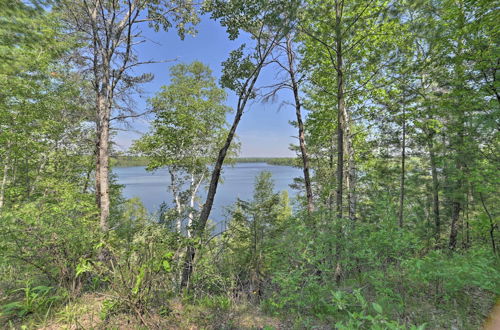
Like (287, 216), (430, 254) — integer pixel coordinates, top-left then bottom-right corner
(285, 36), (314, 215)
(301, 0), (403, 221)
(0, 1), (94, 209)
(58, 0), (199, 231)
(263, 32), (314, 214)
(133, 61), (233, 236)
(180, 0), (299, 288)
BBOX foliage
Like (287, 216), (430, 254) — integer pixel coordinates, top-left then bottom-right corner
(263, 211), (498, 328)
(0, 183), (98, 289)
(94, 223), (181, 324)
(220, 172), (292, 301)
(134, 61), (232, 172)
(1, 284), (65, 320)
(133, 61), (235, 234)
(1, 0), (499, 328)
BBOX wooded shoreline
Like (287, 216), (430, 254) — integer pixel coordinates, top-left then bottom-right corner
(112, 156), (296, 167)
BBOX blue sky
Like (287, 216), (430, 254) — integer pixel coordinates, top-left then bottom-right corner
(114, 14), (300, 157)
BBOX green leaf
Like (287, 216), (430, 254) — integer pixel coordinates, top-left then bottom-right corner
(132, 266), (146, 295)
(162, 260), (171, 273)
(372, 302), (383, 314)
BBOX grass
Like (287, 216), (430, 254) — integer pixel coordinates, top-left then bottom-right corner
(29, 293), (285, 330)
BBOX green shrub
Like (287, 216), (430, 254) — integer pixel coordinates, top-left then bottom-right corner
(0, 183), (99, 290)
(1, 284), (65, 319)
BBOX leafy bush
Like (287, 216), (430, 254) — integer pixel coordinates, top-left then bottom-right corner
(261, 209), (498, 328)
(88, 222), (182, 324)
(0, 182), (98, 291)
(402, 248), (500, 298)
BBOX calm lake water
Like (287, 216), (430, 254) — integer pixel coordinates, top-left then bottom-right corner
(114, 163), (302, 231)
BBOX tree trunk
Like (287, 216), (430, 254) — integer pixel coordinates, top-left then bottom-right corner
(398, 107), (406, 228)
(480, 192), (497, 255)
(428, 138), (440, 241)
(342, 109), (356, 221)
(169, 169), (183, 233)
(448, 115), (465, 251)
(180, 100), (244, 288)
(449, 4), (466, 251)
(464, 188), (471, 248)
(0, 153), (9, 209)
(181, 244), (196, 290)
(90, 0), (101, 211)
(334, 0), (344, 284)
(180, 61), (266, 289)
(187, 173), (204, 238)
(448, 133), (464, 251)
(97, 94), (111, 231)
(335, 0), (344, 222)
(328, 139), (335, 214)
(285, 35), (314, 214)
(95, 136), (101, 209)
(449, 200), (461, 250)
(86, 0), (135, 233)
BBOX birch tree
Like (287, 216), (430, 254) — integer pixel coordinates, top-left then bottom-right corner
(133, 61), (233, 236)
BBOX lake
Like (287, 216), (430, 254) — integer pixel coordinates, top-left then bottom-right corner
(114, 162), (302, 231)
